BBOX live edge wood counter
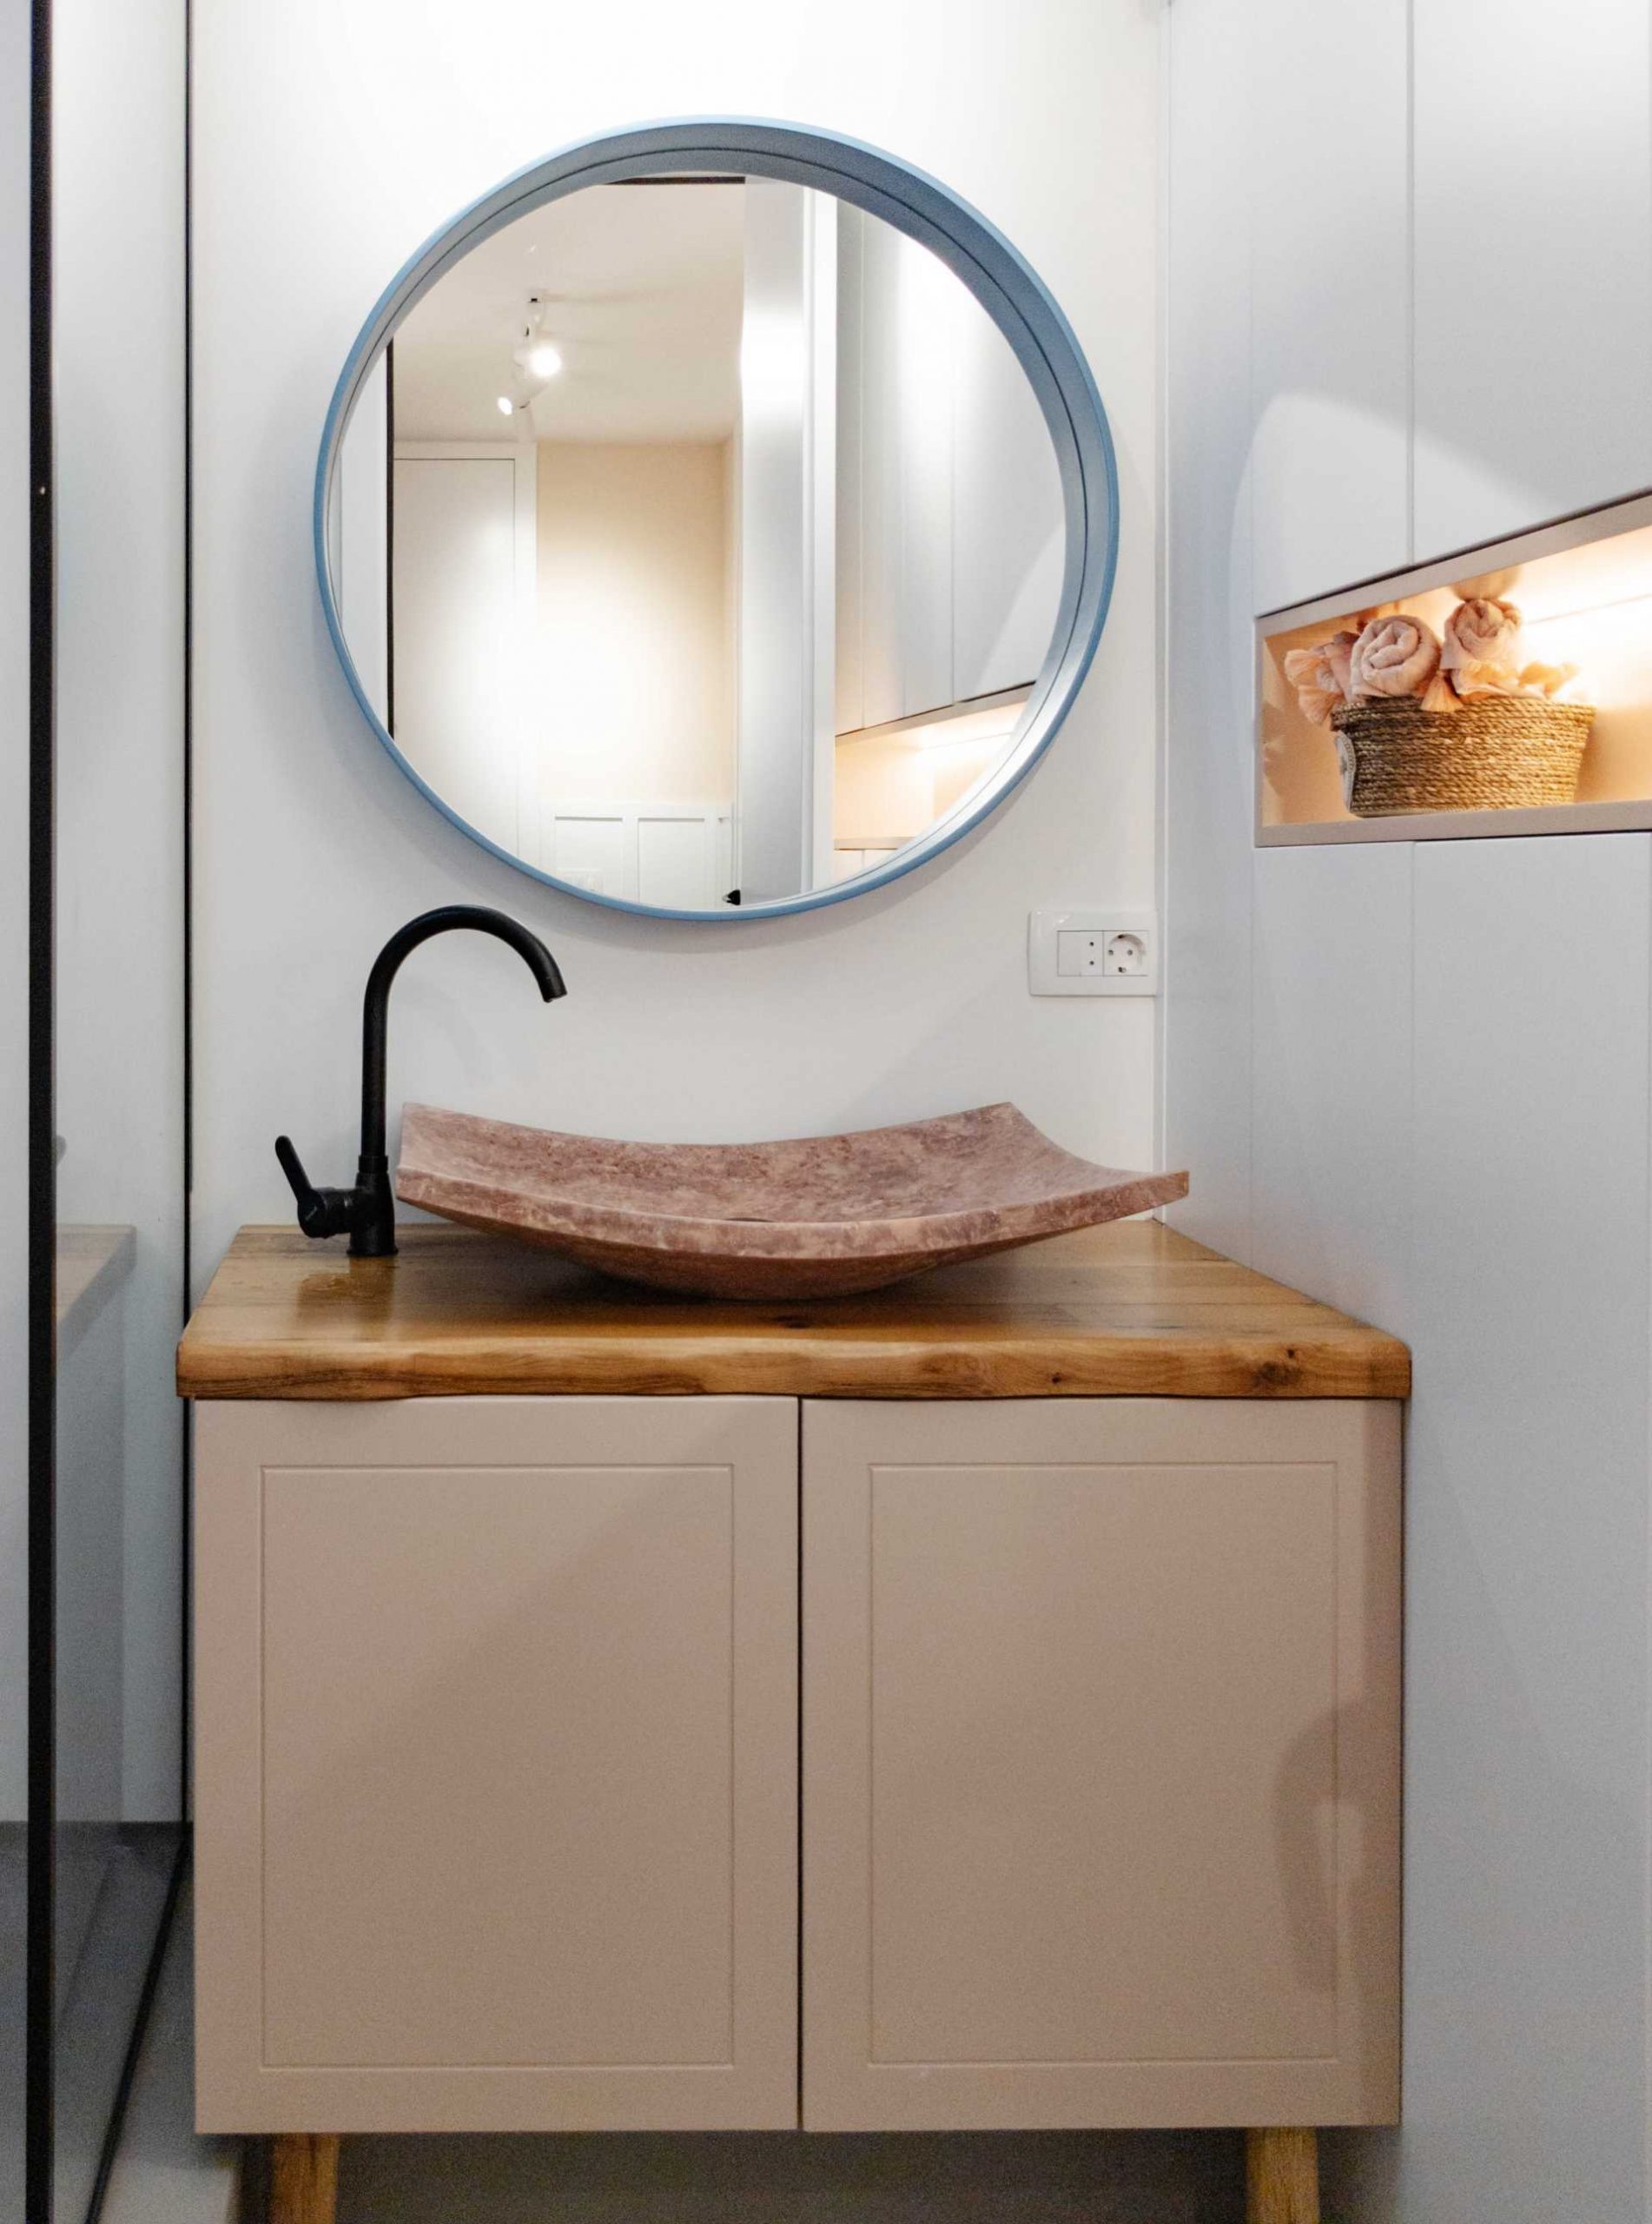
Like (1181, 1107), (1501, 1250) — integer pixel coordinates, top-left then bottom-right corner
(176, 1217), (1410, 1402)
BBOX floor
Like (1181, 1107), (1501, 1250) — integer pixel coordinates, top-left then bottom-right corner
(1, 1829), (23, 2224)
(1, 1824), (182, 2224)
(101, 1876), (239, 2224)
(86, 1868), (1246, 2224)
(55, 1828), (178, 2224)
(337, 2127), (1245, 2222)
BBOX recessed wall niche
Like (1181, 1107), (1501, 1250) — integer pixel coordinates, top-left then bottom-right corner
(1258, 490), (1652, 844)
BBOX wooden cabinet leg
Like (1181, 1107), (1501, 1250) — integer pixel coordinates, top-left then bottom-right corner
(268, 2135), (340, 2224)
(1246, 2128), (1319, 2224)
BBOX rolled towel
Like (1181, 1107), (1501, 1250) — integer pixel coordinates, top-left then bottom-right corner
(1282, 628), (1359, 725)
(1442, 596), (1523, 697)
(1349, 612), (1442, 701)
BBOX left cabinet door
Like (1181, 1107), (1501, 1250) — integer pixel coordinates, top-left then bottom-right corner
(194, 1397), (799, 2134)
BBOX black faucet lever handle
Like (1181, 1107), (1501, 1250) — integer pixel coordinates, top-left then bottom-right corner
(275, 1135), (354, 1241)
(274, 1134), (315, 1205)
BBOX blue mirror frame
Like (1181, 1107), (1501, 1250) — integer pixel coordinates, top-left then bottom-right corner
(315, 118), (1119, 922)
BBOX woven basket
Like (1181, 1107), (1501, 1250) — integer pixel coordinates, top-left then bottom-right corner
(1330, 694), (1593, 817)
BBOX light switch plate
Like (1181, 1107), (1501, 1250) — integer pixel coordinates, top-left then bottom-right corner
(1028, 909), (1159, 996)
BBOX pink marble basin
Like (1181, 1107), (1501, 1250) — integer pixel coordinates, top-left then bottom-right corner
(396, 1102), (1189, 1301)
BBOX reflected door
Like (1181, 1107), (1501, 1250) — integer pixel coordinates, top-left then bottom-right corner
(392, 453), (528, 857)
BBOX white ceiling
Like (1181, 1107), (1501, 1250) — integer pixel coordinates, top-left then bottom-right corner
(391, 182), (746, 446)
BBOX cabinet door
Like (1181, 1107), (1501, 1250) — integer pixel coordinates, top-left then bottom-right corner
(802, 1398), (1400, 2131)
(195, 1397), (797, 2134)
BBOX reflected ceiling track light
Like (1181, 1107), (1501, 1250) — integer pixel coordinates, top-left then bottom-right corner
(512, 290), (564, 385)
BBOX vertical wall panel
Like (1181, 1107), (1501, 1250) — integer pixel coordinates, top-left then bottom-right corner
(1404, 833), (1650, 2222)
(1414, 0), (1652, 556)
(950, 304), (1064, 703)
(1173, 8), (1652, 2215)
(1164, 0), (1257, 1260)
(1248, 844), (1411, 1334)
(1249, 0), (1411, 612)
(895, 233), (954, 720)
(833, 206), (865, 739)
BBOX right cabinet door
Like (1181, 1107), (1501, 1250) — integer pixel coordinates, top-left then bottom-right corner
(801, 1398), (1401, 2131)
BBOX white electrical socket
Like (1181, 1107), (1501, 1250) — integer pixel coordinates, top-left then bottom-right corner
(1103, 930), (1148, 977)
(1029, 909), (1158, 996)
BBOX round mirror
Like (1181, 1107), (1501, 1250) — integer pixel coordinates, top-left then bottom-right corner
(317, 122), (1116, 919)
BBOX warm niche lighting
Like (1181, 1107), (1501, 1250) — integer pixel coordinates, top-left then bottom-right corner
(1258, 493), (1652, 839)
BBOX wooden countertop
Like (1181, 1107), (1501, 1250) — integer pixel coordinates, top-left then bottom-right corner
(177, 1221), (1410, 1401)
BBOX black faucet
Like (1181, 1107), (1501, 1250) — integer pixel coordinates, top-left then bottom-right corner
(275, 905), (566, 1258)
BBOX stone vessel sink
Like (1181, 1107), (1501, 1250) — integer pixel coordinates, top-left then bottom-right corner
(395, 1102), (1190, 1300)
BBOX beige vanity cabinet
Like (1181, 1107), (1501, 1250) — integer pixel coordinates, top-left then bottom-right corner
(182, 1222), (1406, 2193)
(193, 1396), (800, 2134)
(801, 1398), (1400, 2132)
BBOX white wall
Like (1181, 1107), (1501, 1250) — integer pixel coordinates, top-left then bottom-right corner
(1166, 3), (1652, 2216)
(0, 0), (29, 1827)
(191, 3), (1186, 2210)
(191, 0), (1161, 1290)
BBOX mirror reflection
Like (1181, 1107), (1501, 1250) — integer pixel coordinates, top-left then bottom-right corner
(331, 175), (1065, 909)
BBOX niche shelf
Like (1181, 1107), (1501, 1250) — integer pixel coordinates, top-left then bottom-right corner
(1258, 489), (1652, 845)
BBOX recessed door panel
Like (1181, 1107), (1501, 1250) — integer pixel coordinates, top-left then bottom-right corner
(802, 1398), (1400, 2130)
(195, 1397), (797, 2133)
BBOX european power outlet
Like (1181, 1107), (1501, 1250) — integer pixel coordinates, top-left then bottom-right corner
(1103, 930), (1148, 977)
(1028, 910), (1159, 996)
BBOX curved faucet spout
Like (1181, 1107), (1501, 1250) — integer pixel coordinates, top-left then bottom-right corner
(276, 904), (566, 1261)
(360, 906), (567, 1169)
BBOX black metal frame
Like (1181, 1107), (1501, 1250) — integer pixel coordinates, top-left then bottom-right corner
(27, 0), (57, 2206)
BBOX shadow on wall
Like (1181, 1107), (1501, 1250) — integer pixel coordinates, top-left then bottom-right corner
(337, 2128), (1246, 2224)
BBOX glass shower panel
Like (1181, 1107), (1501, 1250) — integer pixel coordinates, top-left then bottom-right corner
(4, 0), (35, 2211)
(49, 0), (188, 2211)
